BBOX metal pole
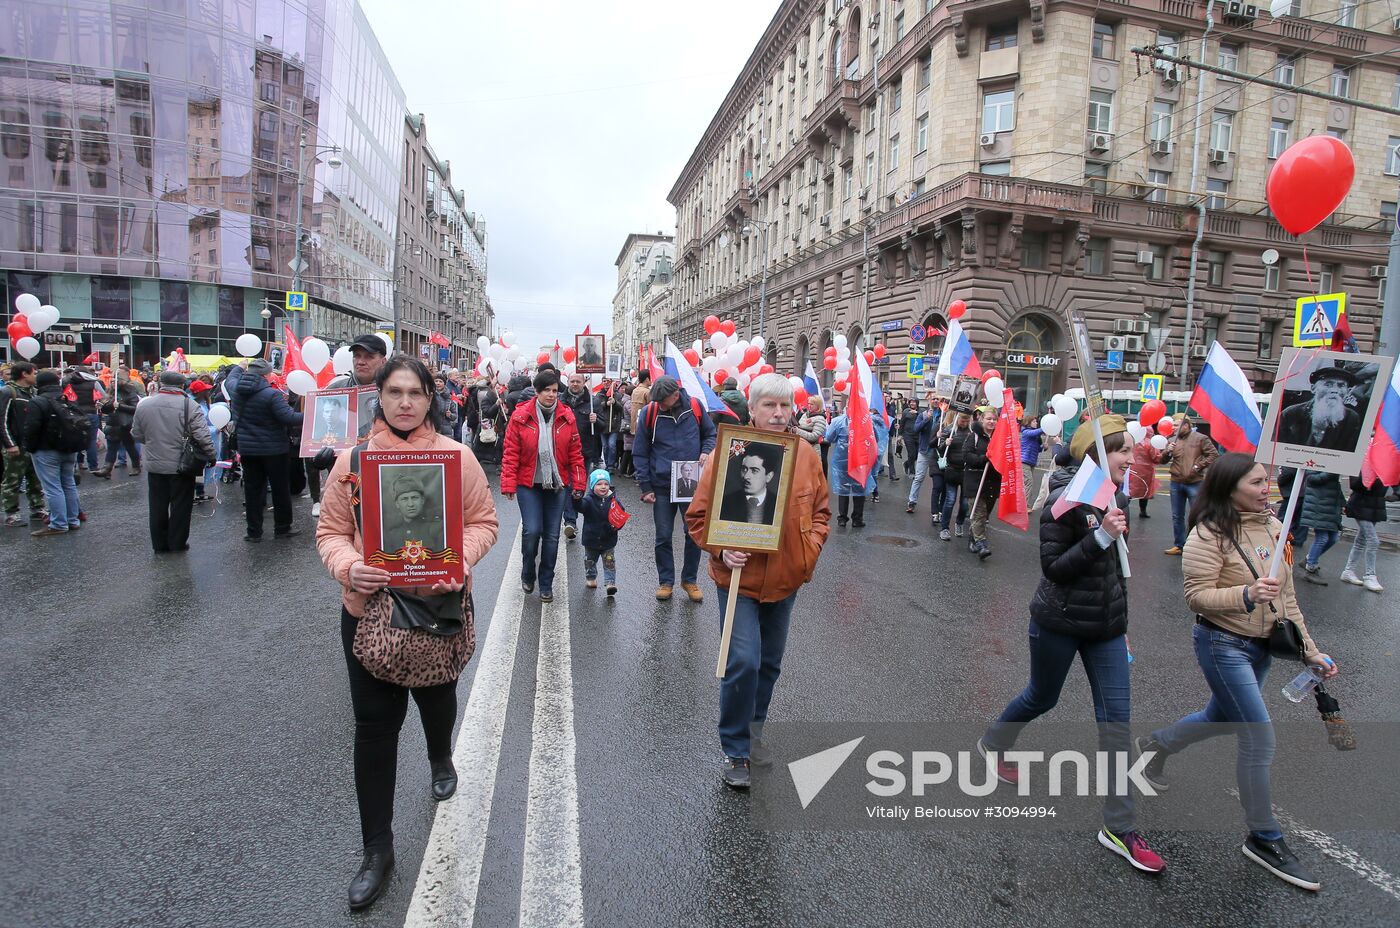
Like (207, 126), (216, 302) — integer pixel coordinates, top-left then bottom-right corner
(860, 46), (883, 350)
(1180, 11), (1213, 392)
(757, 224), (770, 338)
(293, 131), (307, 341)
(1382, 183), (1400, 355)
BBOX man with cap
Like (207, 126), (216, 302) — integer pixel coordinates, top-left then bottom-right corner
(132, 371), (217, 552)
(326, 334), (389, 441)
(1277, 365), (1362, 453)
(381, 472), (444, 553)
(231, 358), (304, 542)
(717, 377), (749, 426)
(1162, 413), (1219, 555)
(632, 375), (717, 602)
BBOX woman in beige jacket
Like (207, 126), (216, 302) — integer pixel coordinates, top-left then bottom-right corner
(1136, 452), (1337, 892)
(316, 355), (499, 911)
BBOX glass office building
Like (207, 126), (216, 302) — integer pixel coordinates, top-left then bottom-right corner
(0, 0), (404, 364)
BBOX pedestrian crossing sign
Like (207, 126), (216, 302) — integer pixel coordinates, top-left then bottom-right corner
(286, 290), (308, 312)
(1139, 374), (1164, 403)
(1292, 292), (1346, 347)
(906, 355), (926, 379)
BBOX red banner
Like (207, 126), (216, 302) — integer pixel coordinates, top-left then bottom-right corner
(989, 388), (1028, 531)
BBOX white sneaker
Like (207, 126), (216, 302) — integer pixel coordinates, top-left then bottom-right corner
(955, 524), (965, 537)
(1363, 575), (1384, 593)
(1340, 569), (1363, 586)
(312, 502), (321, 518)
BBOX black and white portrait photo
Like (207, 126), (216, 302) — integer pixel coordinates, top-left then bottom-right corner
(378, 464), (446, 553)
(576, 334), (606, 373)
(719, 441), (783, 526)
(701, 426), (800, 553)
(1257, 347), (1395, 475)
(357, 385), (380, 439)
(605, 353), (624, 380)
(671, 460), (701, 503)
(312, 393), (350, 442)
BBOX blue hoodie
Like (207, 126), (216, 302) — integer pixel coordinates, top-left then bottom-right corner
(631, 389), (717, 495)
(230, 369), (303, 455)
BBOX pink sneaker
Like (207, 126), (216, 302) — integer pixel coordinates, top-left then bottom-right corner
(1099, 829), (1166, 873)
(976, 738), (1020, 786)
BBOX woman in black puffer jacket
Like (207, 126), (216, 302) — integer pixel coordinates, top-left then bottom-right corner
(1340, 474), (1388, 591)
(979, 414), (1166, 875)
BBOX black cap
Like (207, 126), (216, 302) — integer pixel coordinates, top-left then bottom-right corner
(350, 334), (388, 355)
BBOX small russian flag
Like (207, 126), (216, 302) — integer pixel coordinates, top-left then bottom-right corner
(1050, 456), (1117, 519)
(934, 318), (982, 382)
(803, 361), (822, 397)
(1189, 343), (1263, 454)
(1363, 359), (1400, 487)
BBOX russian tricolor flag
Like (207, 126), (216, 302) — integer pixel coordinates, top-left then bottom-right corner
(1363, 360), (1400, 487)
(1189, 343), (1263, 454)
(663, 339), (737, 419)
(803, 361), (822, 397)
(934, 319), (982, 382)
(1051, 456), (1117, 519)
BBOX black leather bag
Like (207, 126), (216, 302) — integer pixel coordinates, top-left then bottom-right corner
(175, 399), (208, 475)
(1230, 537), (1306, 662)
(385, 588), (464, 637)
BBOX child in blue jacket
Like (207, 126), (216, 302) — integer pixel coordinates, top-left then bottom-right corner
(577, 468), (625, 595)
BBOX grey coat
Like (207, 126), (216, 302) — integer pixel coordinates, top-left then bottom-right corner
(132, 389), (217, 475)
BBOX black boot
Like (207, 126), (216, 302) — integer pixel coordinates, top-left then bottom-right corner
(347, 847), (395, 911)
(431, 758), (458, 801)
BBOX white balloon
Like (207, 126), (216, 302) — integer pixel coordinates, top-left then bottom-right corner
(15, 336), (39, 359)
(835, 357), (852, 374)
(692, 339), (704, 356)
(501, 331), (516, 348)
(332, 345), (354, 375)
(301, 337), (330, 372)
(27, 305), (59, 333)
(235, 333), (262, 357)
(752, 335), (766, 352)
(736, 373), (751, 390)
(208, 402), (231, 429)
(497, 368), (511, 385)
(984, 377), (1006, 407)
(487, 343), (504, 361)
(833, 334), (848, 350)
(1150, 434), (1169, 451)
(788, 375), (805, 392)
(701, 356), (720, 374)
(1049, 393), (1065, 409)
(14, 293), (40, 315)
(725, 345), (744, 368)
(1041, 413), (1063, 437)
(378, 333), (394, 353)
(476, 335), (490, 354)
(285, 369), (316, 395)
(1126, 422), (1149, 444)
(1052, 395), (1079, 422)
(709, 331), (727, 352)
(505, 345), (521, 361)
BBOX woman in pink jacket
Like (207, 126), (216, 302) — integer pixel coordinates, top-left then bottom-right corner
(316, 355), (499, 911)
(1128, 436), (1163, 519)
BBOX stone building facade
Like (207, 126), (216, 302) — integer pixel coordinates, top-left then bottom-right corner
(668, 0), (1400, 413)
(612, 232), (674, 365)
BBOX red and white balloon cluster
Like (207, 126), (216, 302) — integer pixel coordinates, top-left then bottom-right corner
(677, 314), (780, 394)
(818, 334), (890, 397)
(476, 331), (524, 385)
(1128, 399), (1173, 451)
(7, 293), (61, 359)
(1039, 393), (1080, 438)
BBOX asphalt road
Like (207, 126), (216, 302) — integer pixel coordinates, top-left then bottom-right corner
(2, 461), (1398, 928)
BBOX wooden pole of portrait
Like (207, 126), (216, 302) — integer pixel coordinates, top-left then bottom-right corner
(1267, 469), (1305, 581)
(715, 566), (743, 679)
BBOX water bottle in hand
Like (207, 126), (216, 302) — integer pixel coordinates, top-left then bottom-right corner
(1282, 666), (1324, 703)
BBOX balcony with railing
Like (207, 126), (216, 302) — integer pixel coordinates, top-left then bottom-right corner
(804, 79), (861, 146)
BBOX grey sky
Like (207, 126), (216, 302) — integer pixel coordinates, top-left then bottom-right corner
(359, 0), (775, 357)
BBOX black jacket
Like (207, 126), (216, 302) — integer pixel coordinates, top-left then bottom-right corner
(576, 490), (623, 550)
(959, 420), (1001, 500)
(100, 381), (142, 431)
(1346, 474), (1389, 523)
(1029, 467), (1130, 641)
(562, 388), (601, 455)
(231, 371), (303, 455)
(22, 384), (73, 453)
(466, 386), (501, 430)
(595, 390), (627, 434)
(64, 372), (103, 415)
(941, 424), (976, 482)
(503, 374), (534, 418)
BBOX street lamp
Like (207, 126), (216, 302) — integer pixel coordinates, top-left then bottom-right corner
(291, 131), (343, 341)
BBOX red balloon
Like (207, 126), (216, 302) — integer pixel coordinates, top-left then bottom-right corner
(1266, 136), (1356, 236)
(703, 315), (721, 335)
(793, 388), (809, 407)
(873, 344), (887, 359)
(863, 350), (876, 365)
(834, 378), (847, 392)
(759, 364), (774, 375)
(823, 356), (837, 371)
(720, 320), (737, 337)
(948, 299), (968, 320)
(742, 346), (761, 368)
(1138, 399), (1167, 428)
(1157, 417), (1176, 437)
(713, 368), (728, 384)
(7, 318), (32, 342)
(562, 346), (577, 363)
(824, 345), (838, 357)
(979, 368), (1002, 383)
(536, 352), (550, 365)
(683, 348), (701, 367)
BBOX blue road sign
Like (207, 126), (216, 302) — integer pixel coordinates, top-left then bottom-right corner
(1096, 350), (1124, 372)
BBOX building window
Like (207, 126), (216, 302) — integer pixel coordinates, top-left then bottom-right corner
(916, 114), (929, 152)
(895, 10), (906, 41)
(981, 160), (1011, 176)
(1287, 0), (1302, 14)
(1146, 169), (1170, 203)
(1087, 90), (1114, 133)
(918, 54), (932, 89)
(1382, 200), (1397, 229)
(913, 178), (926, 196)
(1092, 22), (1117, 59)
(1085, 237), (1109, 275)
(1217, 43), (1239, 73)
(982, 89), (1015, 133)
(889, 134), (900, 169)
(890, 80), (903, 111)
(1386, 136), (1400, 175)
(864, 152), (875, 186)
(843, 164), (854, 199)
(1338, 0), (1357, 28)
(1150, 101), (1173, 142)
(1210, 110), (1234, 153)
(1327, 128), (1347, 143)
(1319, 264), (1338, 293)
(1022, 232), (1047, 269)
(1393, 72), (1400, 109)
(1205, 315), (1222, 348)
(1084, 160), (1109, 194)
(1265, 261), (1283, 291)
(1156, 31), (1179, 57)
(1146, 244), (1169, 281)
(1275, 54), (1297, 86)
(986, 22), (1018, 50)
(1207, 250), (1227, 286)
(1331, 64), (1352, 98)
(1206, 177), (1230, 209)
(1268, 119), (1291, 159)
(1259, 320), (1279, 359)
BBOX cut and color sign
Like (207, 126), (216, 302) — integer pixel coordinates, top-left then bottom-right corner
(1139, 374), (1164, 402)
(1293, 292), (1346, 347)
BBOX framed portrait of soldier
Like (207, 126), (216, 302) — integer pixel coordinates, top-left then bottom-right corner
(1256, 347), (1394, 476)
(356, 385), (380, 439)
(949, 374), (982, 414)
(702, 425), (799, 554)
(670, 459), (701, 503)
(359, 450), (464, 586)
(266, 342), (286, 373)
(299, 386), (359, 457)
(576, 334), (606, 373)
(605, 353), (623, 380)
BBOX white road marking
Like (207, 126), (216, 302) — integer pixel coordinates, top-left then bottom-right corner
(519, 548), (585, 928)
(404, 533), (526, 927)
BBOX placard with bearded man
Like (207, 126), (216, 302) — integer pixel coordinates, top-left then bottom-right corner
(1257, 348), (1394, 477)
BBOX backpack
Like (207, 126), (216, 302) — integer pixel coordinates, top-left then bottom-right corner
(41, 396), (92, 453)
(644, 397), (704, 431)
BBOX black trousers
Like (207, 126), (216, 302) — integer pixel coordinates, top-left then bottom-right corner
(241, 453), (293, 537)
(340, 608), (458, 850)
(104, 427), (141, 467)
(837, 494), (866, 521)
(147, 472), (196, 551)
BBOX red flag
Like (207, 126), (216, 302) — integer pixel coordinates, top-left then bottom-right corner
(582, 324), (592, 336)
(82, 351), (99, 364)
(1330, 314), (1360, 353)
(846, 352), (878, 487)
(283, 325), (312, 375)
(646, 346), (665, 382)
(989, 389), (1028, 531)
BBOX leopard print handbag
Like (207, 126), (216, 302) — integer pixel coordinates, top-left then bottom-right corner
(353, 588), (476, 688)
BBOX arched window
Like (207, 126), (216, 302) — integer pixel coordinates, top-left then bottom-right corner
(843, 9), (862, 80)
(1002, 312), (1062, 419)
(1007, 314), (1053, 354)
(795, 333), (810, 374)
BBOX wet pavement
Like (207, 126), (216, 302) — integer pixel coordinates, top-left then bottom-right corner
(2, 462), (1398, 928)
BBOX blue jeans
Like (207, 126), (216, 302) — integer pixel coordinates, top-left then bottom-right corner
(1343, 520), (1379, 577)
(602, 432), (621, 469)
(717, 590), (796, 759)
(583, 547), (616, 584)
(31, 449), (80, 530)
(1170, 480), (1201, 547)
(1152, 624), (1280, 836)
(516, 485), (566, 592)
(907, 450), (933, 507)
(652, 486), (700, 586)
(940, 483), (968, 530)
(1305, 529), (1338, 568)
(983, 619), (1136, 833)
(86, 414), (100, 469)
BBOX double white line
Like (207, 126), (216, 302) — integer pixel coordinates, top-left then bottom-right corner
(404, 527), (584, 927)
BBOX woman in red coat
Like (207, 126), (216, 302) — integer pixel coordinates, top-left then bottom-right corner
(500, 369), (586, 602)
(1128, 436), (1163, 518)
